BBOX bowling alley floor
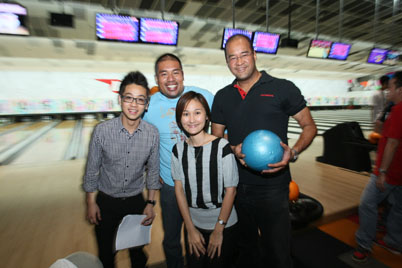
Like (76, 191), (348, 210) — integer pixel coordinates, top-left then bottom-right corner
(1, 109), (392, 267)
(0, 133), (378, 268)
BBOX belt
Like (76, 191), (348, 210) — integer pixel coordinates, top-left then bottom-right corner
(98, 191), (140, 201)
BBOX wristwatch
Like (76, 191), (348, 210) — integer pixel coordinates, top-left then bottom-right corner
(379, 168), (387, 174)
(146, 200), (156, 206)
(217, 219), (227, 226)
(290, 148), (299, 162)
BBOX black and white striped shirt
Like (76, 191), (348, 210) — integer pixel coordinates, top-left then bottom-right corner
(171, 137), (238, 229)
(83, 116), (161, 198)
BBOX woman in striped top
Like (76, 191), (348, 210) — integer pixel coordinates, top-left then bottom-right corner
(171, 91), (239, 268)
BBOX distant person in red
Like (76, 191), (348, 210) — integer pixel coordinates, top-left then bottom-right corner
(353, 71), (402, 262)
(83, 71), (161, 268)
(372, 75), (389, 124)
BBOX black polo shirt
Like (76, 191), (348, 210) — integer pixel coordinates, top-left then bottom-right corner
(211, 71), (306, 186)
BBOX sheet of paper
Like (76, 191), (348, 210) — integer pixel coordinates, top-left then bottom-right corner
(115, 214), (152, 251)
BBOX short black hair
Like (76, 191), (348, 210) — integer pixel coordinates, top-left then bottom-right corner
(224, 34), (254, 59)
(154, 53), (183, 75)
(394, 71), (402, 88)
(379, 75), (390, 86)
(119, 71), (150, 97)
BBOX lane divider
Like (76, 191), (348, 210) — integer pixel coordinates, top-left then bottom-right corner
(0, 121), (61, 165)
(63, 120), (83, 160)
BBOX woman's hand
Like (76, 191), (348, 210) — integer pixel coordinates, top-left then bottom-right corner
(187, 227), (206, 258)
(207, 229), (223, 259)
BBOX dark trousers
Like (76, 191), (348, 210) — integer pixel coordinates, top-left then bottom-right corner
(160, 183), (184, 268)
(185, 224), (238, 268)
(235, 183), (292, 268)
(95, 192), (147, 268)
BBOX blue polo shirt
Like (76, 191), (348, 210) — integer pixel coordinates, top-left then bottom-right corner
(143, 86), (214, 186)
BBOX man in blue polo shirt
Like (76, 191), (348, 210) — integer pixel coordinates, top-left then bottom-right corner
(143, 53), (214, 268)
(211, 34), (317, 267)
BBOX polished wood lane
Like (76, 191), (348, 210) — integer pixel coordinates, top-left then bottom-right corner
(289, 136), (370, 224)
(0, 122), (30, 134)
(0, 160), (168, 268)
(11, 120), (75, 165)
(77, 118), (99, 159)
(0, 122), (51, 153)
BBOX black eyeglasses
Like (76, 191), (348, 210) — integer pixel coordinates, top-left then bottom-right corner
(228, 52), (252, 63)
(121, 95), (148, 105)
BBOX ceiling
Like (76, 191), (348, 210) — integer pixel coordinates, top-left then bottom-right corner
(0, 0), (401, 79)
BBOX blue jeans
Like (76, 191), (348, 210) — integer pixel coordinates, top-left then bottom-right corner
(235, 183), (292, 268)
(356, 173), (402, 251)
(160, 183), (184, 268)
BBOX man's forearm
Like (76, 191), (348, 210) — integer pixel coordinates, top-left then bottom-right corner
(379, 138), (399, 171)
(292, 123), (317, 153)
(86, 191), (97, 205)
(146, 189), (157, 201)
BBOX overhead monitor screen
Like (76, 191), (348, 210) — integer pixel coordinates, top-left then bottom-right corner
(367, 48), (388, 64)
(307, 39), (332, 59)
(0, 3), (29, 36)
(96, 13), (139, 42)
(139, 18), (179, 46)
(383, 50), (399, 65)
(328, 42), (352, 60)
(221, 28), (252, 49)
(252, 31), (280, 54)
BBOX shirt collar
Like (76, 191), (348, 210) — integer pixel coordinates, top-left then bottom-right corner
(231, 71), (273, 89)
(116, 114), (143, 133)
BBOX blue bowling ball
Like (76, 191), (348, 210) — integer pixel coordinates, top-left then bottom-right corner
(242, 130), (284, 171)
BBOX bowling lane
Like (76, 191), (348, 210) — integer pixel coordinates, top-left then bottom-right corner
(0, 122), (52, 153)
(11, 120), (75, 165)
(0, 122), (31, 134)
(77, 118), (99, 159)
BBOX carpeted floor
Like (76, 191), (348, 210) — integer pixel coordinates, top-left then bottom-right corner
(292, 227), (355, 268)
(316, 216), (402, 268)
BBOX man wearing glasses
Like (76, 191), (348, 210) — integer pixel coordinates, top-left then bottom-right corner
(143, 53), (214, 268)
(84, 71), (161, 268)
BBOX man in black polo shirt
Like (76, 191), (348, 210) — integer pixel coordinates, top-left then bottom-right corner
(211, 34), (317, 267)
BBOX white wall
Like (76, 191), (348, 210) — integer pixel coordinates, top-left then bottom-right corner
(0, 69), (373, 115)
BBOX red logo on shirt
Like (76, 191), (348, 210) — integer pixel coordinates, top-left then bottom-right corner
(260, 94), (274, 97)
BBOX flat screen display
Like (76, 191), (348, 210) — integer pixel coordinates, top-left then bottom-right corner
(139, 18), (179, 46)
(252, 31), (280, 54)
(307, 40), (332, 58)
(328, 42), (352, 60)
(383, 50), (399, 65)
(367, 48), (388, 64)
(0, 3), (29, 36)
(96, 13), (139, 42)
(221, 28), (252, 49)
